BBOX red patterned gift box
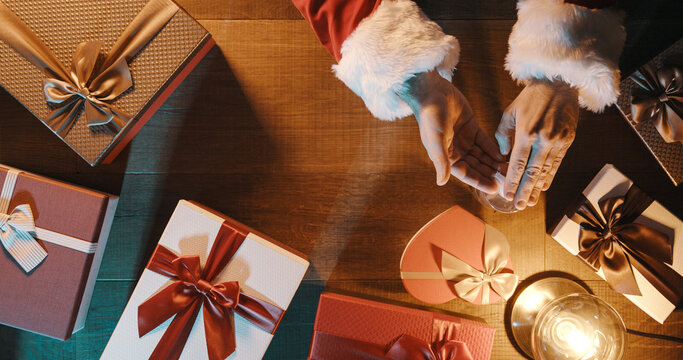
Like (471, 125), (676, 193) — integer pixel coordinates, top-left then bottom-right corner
(309, 292), (495, 360)
(0, 164), (118, 339)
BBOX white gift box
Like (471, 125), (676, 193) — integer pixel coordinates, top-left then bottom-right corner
(101, 200), (309, 359)
(551, 164), (682, 323)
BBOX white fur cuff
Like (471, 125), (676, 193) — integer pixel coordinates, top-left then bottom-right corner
(506, 0), (626, 112)
(333, 0), (460, 120)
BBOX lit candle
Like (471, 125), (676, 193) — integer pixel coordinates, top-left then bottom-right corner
(547, 314), (597, 358)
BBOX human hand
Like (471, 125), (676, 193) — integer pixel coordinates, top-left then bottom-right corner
(495, 79), (579, 210)
(398, 71), (504, 192)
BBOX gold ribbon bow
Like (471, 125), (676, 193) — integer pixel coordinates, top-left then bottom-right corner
(0, 0), (179, 137)
(0, 204), (47, 273)
(43, 42), (133, 136)
(402, 225), (518, 304)
(630, 64), (683, 144)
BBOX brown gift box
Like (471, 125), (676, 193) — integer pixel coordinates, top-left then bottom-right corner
(0, 0), (214, 166)
(616, 38), (683, 185)
(0, 165), (118, 340)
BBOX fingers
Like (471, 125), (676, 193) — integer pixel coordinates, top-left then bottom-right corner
(542, 142), (571, 191)
(419, 114), (451, 186)
(475, 127), (505, 163)
(451, 160), (497, 194)
(452, 122), (503, 174)
(503, 135), (532, 201)
(513, 140), (552, 209)
(527, 144), (562, 206)
(495, 108), (516, 156)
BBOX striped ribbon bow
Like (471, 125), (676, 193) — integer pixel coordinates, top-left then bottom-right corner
(0, 204), (47, 272)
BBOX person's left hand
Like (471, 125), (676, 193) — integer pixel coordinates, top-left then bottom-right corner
(495, 79), (579, 210)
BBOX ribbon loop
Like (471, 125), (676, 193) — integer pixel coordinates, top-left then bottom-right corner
(138, 224), (285, 360)
(41, 40), (134, 136)
(310, 332), (473, 360)
(0, 0), (179, 137)
(570, 185), (683, 304)
(441, 225), (518, 304)
(0, 204), (47, 273)
(631, 64), (683, 144)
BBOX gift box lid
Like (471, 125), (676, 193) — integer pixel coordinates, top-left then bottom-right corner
(551, 164), (683, 323)
(616, 38), (683, 185)
(101, 200), (309, 360)
(309, 292), (495, 360)
(400, 206), (516, 305)
(0, 0), (214, 165)
(0, 164), (118, 339)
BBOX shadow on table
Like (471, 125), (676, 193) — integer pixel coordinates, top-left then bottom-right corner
(130, 45), (280, 271)
(619, 0), (683, 75)
(263, 281), (326, 359)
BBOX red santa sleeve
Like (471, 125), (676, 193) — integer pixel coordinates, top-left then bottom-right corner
(292, 0), (460, 121)
(505, 0), (625, 112)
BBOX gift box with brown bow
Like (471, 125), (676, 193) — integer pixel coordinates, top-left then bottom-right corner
(0, 0), (214, 166)
(0, 164), (118, 339)
(551, 164), (683, 323)
(101, 200), (309, 360)
(308, 292), (495, 360)
(616, 38), (683, 185)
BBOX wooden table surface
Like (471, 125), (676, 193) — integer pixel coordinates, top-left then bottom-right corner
(0, 1), (682, 359)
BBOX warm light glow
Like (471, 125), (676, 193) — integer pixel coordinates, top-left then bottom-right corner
(522, 291), (547, 311)
(550, 317), (596, 357)
(567, 329), (591, 354)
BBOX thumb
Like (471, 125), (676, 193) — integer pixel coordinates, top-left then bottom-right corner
(495, 108), (516, 156)
(421, 126), (450, 186)
(432, 151), (450, 186)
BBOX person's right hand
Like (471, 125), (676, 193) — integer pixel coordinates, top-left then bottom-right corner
(495, 79), (579, 210)
(398, 70), (504, 193)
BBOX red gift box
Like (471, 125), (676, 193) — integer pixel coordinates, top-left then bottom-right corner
(309, 292), (495, 360)
(0, 164), (118, 339)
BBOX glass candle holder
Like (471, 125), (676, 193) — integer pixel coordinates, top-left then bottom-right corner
(471, 172), (518, 213)
(532, 293), (626, 360)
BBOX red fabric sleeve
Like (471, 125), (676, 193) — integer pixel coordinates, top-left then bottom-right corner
(292, 0), (382, 62)
(564, 0), (616, 8)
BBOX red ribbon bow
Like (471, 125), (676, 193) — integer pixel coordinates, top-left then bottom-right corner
(310, 332), (473, 360)
(385, 335), (474, 360)
(137, 223), (285, 360)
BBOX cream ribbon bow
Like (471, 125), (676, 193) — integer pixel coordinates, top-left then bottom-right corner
(401, 225), (518, 304)
(443, 225), (518, 304)
(0, 204), (47, 273)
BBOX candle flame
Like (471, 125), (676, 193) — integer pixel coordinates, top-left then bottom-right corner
(567, 329), (591, 354)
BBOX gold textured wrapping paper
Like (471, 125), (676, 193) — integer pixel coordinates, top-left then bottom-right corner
(0, 0), (213, 165)
(617, 38), (683, 186)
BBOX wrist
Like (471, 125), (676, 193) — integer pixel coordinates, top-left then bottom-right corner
(396, 70), (451, 117)
(527, 78), (579, 99)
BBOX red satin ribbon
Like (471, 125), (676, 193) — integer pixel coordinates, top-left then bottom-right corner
(137, 223), (285, 360)
(570, 185), (683, 305)
(310, 332), (473, 360)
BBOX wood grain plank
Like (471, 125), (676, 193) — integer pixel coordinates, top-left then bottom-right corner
(88, 171), (545, 281)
